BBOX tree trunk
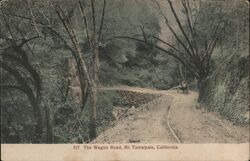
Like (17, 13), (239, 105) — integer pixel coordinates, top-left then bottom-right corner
(27, 92), (43, 143)
(74, 56), (89, 109)
(197, 76), (206, 103)
(89, 82), (97, 140)
(179, 63), (185, 82)
(45, 105), (53, 143)
(89, 47), (99, 140)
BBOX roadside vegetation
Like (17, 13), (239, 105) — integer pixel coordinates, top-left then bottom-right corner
(0, 0), (248, 143)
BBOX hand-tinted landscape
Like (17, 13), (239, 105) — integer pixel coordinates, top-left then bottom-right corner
(0, 0), (249, 143)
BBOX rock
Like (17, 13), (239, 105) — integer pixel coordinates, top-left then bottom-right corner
(112, 106), (128, 121)
(129, 139), (140, 143)
(243, 111), (249, 122)
(128, 106), (136, 115)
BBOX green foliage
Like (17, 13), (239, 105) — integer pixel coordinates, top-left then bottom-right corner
(1, 0), (248, 143)
(197, 1), (249, 124)
(52, 90), (122, 143)
(1, 90), (35, 143)
(200, 52), (249, 124)
(194, 0), (248, 53)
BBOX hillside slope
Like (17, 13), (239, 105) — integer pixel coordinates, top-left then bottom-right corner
(199, 51), (249, 124)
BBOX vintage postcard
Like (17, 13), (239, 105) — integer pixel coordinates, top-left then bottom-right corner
(0, 0), (249, 160)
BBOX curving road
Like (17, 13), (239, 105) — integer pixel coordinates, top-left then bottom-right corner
(92, 86), (249, 143)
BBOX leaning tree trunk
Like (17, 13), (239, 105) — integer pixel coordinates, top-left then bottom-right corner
(74, 56), (89, 109)
(1, 60), (44, 143)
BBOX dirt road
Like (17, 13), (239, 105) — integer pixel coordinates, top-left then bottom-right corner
(93, 86), (249, 143)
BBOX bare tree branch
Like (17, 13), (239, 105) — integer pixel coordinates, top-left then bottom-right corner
(166, 0), (196, 56)
(52, 4), (92, 111)
(108, 35), (199, 77)
(78, 0), (91, 47)
(0, 84), (28, 93)
(26, 0), (41, 36)
(2, 48), (41, 99)
(153, 1), (194, 60)
(151, 35), (195, 68)
(90, 0), (96, 39)
(181, 0), (199, 54)
(98, 0), (106, 43)
(2, 12), (15, 45)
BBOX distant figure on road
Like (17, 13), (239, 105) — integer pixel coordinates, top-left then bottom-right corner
(177, 81), (189, 94)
